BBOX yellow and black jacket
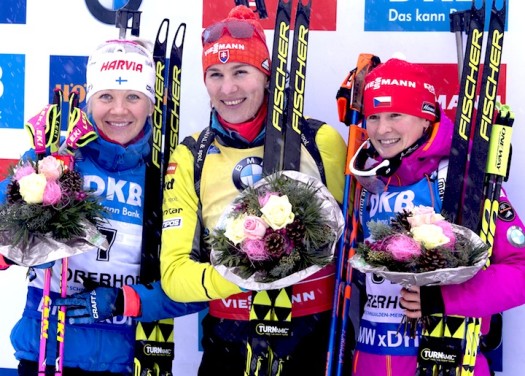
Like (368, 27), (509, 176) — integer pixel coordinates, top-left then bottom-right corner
(160, 110), (346, 319)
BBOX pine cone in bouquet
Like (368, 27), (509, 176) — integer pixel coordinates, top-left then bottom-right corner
(265, 230), (286, 258)
(59, 169), (83, 195)
(287, 219), (306, 242)
(6, 181), (22, 204)
(414, 248), (456, 273)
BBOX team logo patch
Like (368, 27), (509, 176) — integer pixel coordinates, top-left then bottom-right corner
(373, 96), (392, 108)
(498, 202), (515, 221)
(232, 157), (263, 191)
(219, 50), (230, 64)
(507, 226), (525, 248)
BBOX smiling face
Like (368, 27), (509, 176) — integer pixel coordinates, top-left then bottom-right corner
(89, 90), (153, 145)
(204, 62), (268, 124)
(366, 112), (430, 159)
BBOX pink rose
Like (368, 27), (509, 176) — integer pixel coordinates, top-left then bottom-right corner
(38, 156), (63, 181)
(383, 233), (422, 261)
(434, 220), (456, 250)
(407, 205), (444, 227)
(241, 239), (269, 261)
(43, 181), (62, 206)
(14, 163), (36, 181)
(243, 216), (269, 239)
(258, 192), (279, 207)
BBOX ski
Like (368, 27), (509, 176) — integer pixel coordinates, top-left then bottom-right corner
(262, 0), (292, 175)
(325, 54), (379, 376)
(461, 0), (506, 235)
(164, 23), (186, 170)
(134, 17), (170, 376)
(247, 1), (312, 374)
(126, 14), (186, 376)
(441, 0), (485, 225)
(282, 0), (311, 171)
(417, 1), (508, 375)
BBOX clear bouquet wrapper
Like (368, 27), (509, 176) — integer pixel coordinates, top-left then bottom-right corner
(0, 220), (108, 267)
(350, 223), (489, 287)
(210, 170), (344, 291)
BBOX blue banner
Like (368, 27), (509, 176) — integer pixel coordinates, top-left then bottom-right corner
(0, 0), (26, 24)
(49, 55), (88, 129)
(364, 0), (501, 32)
(0, 54), (25, 129)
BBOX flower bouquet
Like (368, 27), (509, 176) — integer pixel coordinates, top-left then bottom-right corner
(350, 205), (489, 337)
(0, 155), (108, 267)
(209, 170), (344, 291)
(350, 205), (489, 286)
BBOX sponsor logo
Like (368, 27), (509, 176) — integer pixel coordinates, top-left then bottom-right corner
(90, 291), (99, 318)
(143, 344), (172, 357)
(255, 323), (290, 336)
(232, 157), (263, 191)
(163, 218), (182, 229)
(421, 102), (436, 115)
(420, 348), (456, 363)
(164, 208), (183, 215)
(364, 1), (480, 32)
(164, 177), (175, 190)
(204, 43), (245, 57)
(100, 60), (143, 73)
(498, 202), (515, 222)
(72, 269), (139, 288)
(166, 163), (177, 174)
(507, 226), (525, 248)
(358, 325), (420, 349)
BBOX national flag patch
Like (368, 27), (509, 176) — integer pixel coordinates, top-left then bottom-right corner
(373, 96), (392, 108)
(219, 50), (229, 64)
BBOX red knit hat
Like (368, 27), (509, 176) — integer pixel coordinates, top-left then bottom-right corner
(363, 58), (437, 121)
(202, 5), (271, 77)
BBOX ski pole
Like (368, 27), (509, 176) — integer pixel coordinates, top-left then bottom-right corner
(53, 92), (79, 376)
(326, 53), (379, 376)
(32, 88), (62, 375)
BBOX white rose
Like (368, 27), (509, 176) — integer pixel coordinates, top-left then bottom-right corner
(18, 173), (47, 204)
(260, 195), (295, 230)
(411, 224), (450, 249)
(224, 214), (247, 245)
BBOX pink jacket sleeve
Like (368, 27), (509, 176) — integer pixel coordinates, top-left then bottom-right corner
(441, 188), (525, 318)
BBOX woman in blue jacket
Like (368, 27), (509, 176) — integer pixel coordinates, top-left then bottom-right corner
(0, 39), (203, 375)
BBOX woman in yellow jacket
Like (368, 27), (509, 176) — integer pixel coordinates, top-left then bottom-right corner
(160, 5), (347, 376)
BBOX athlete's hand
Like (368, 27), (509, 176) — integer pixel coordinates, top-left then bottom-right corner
(55, 286), (123, 324)
(400, 285), (422, 319)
